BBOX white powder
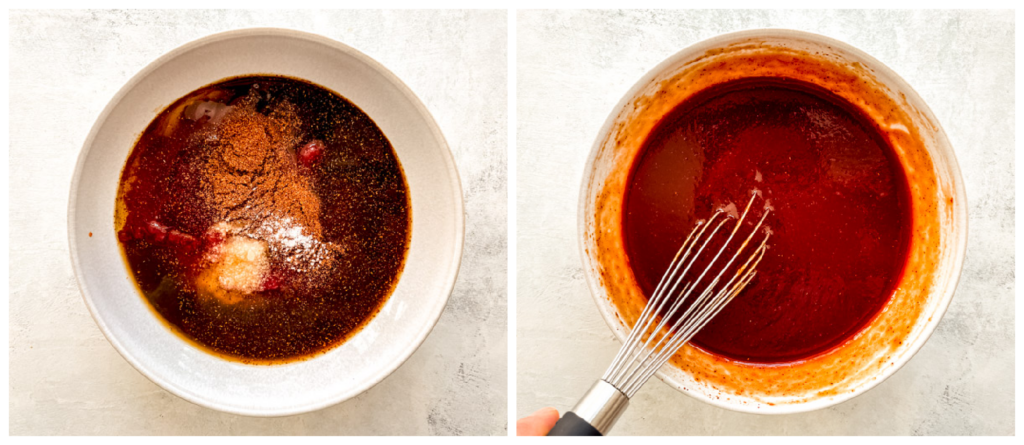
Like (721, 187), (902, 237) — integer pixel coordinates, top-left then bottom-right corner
(255, 216), (332, 274)
(261, 217), (317, 251)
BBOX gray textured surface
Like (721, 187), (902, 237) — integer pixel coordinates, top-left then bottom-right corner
(516, 10), (1014, 435)
(9, 10), (507, 435)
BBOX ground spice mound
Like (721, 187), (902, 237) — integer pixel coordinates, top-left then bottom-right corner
(200, 91), (316, 230)
(192, 89), (341, 294)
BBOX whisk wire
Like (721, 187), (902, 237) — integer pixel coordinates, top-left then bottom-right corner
(602, 213), (724, 385)
(549, 192), (772, 436)
(603, 213), (728, 388)
(626, 208), (769, 397)
(628, 238), (767, 396)
(604, 193), (771, 398)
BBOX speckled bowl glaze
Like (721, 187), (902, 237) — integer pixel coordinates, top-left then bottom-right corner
(579, 29), (967, 413)
(69, 29), (464, 416)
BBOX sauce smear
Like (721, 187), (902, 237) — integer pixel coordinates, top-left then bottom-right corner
(622, 77), (912, 363)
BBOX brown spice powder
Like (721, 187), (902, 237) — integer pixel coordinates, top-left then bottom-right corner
(200, 91), (320, 233)
(194, 89), (341, 288)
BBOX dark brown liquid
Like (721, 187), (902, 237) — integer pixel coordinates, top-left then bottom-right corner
(623, 78), (912, 363)
(116, 76), (410, 363)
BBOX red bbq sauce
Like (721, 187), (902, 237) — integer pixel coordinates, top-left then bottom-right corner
(622, 77), (912, 363)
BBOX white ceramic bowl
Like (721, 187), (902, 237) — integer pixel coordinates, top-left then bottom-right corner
(579, 29), (967, 413)
(68, 29), (464, 416)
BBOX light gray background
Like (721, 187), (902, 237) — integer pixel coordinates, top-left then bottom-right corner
(9, 10), (507, 435)
(517, 10), (1014, 435)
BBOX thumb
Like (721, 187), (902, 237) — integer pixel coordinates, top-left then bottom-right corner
(516, 407), (561, 436)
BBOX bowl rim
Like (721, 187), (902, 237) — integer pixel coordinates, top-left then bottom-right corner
(576, 27), (968, 414)
(67, 27), (465, 416)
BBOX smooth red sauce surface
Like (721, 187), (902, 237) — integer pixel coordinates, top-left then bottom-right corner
(622, 77), (912, 363)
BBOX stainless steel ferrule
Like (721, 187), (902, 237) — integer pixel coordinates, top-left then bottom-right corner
(570, 379), (630, 435)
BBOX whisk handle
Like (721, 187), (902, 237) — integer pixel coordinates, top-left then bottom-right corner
(547, 411), (603, 436)
(547, 380), (629, 436)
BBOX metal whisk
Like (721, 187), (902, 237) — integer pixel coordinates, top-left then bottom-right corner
(549, 192), (770, 436)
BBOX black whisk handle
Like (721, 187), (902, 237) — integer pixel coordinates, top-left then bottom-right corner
(546, 380), (629, 436)
(547, 411), (603, 436)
